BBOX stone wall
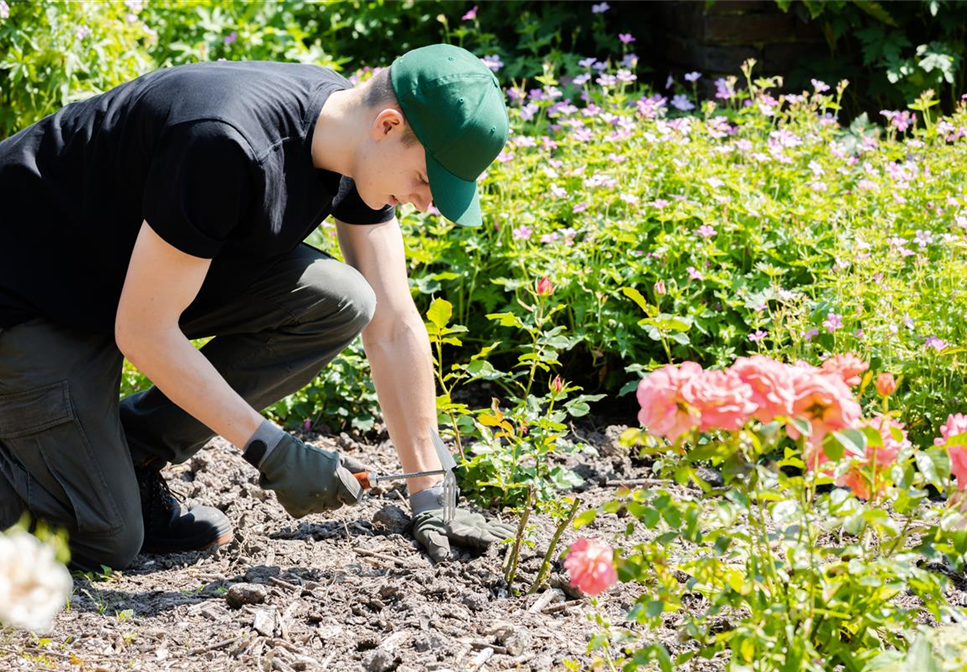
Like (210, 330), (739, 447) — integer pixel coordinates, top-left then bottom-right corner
(652, 1), (827, 90)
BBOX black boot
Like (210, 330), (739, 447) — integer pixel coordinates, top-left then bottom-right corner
(135, 467), (233, 554)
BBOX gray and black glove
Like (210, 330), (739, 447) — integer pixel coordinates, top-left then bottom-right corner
(243, 420), (362, 519)
(409, 483), (516, 562)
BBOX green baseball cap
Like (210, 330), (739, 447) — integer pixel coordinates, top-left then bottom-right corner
(390, 44), (509, 227)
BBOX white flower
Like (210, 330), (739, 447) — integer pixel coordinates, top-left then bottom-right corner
(0, 530), (72, 633)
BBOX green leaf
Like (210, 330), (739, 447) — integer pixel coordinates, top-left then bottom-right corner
(854, 0), (897, 26)
(486, 312), (524, 328)
(903, 635), (942, 672)
(426, 298), (452, 330)
(621, 286), (651, 315)
(573, 509), (597, 529)
(915, 448), (951, 490)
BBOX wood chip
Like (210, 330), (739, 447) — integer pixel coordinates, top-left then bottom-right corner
(190, 637), (237, 655)
(543, 599), (584, 614)
(528, 588), (564, 613)
(604, 478), (670, 488)
(467, 646), (494, 671)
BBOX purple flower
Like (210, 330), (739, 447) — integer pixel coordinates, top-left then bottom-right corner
(686, 266), (703, 280)
(697, 225), (716, 239)
(591, 2), (610, 13)
(748, 330), (767, 343)
(714, 77), (735, 100)
(618, 33), (636, 44)
(0, 0), (10, 17)
(550, 185), (568, 199)
(572, 202), (589, 214)
(303, 419), (312, 430)
(481, 55), (503, 72)
(684, 71), (702, 83)
(652, 198), (669, 208)
(513, 226), (533, 240)
(461, 5), (478, 21)
(616, 69), (636, 83)
(621, 53), (638, 69)
(810, 79), (830, 93)
(925, 336), (947, 351)
(803, 328), (819, 341)
(881, 110), (912, 132)
(822, 311), (842, 333)
(223, 31), (237, 45)
(596, 74), (617, 87)
(540, 232), (560, 244)
(578, 57), (597, 69)
(519, 103), (539, 121)
(671, 94), (694, 111)
(76, 25), (90, 40)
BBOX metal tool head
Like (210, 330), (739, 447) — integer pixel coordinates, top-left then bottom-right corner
(430, 429), (458, 524)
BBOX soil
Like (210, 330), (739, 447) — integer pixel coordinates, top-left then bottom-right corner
(1, 425), (961, 671)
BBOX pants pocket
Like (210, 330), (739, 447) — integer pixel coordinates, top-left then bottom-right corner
(0, 381), (124, 536)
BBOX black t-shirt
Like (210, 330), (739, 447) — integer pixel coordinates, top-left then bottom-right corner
(0, 61), (394, 333)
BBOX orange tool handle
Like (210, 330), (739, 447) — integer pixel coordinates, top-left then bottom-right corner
(353, 472), (372, 489)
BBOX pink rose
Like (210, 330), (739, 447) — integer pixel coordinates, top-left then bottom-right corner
(787, 364), (861, 452)
(564, 537), (617, 596)
(820, 353), (869, 387)
(636, 362), (703, 442)
(934, 414), (967, 489)
(729, 355), (795, 423)
(683, 369), (756, 431)
(835, 414), (908, 499)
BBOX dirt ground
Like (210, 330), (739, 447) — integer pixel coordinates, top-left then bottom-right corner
(3, 422), (722, 672)
(5, 423), (961, 671)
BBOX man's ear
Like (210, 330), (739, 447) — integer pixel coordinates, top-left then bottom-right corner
(371, 108), (405, 140)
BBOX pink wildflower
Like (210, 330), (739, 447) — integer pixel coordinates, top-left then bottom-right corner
(935, 414), (967, 488)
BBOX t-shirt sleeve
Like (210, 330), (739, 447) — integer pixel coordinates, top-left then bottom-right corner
(331, 176), (396, 225)
(141, 120), (253, 258)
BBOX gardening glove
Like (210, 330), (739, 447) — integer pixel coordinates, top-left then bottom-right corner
(242, 419), (362, 519)
(409, 483), (517, 562)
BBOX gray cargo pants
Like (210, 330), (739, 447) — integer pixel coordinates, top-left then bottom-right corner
(0, 243), (375, 570)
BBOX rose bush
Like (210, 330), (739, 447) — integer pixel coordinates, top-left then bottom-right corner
(573, 355), (967, 670)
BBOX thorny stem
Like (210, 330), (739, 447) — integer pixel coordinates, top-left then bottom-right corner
(503, 486), (534, 590)
(528, 497), (581, 594)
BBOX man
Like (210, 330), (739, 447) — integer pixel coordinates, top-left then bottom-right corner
(0, 43), (515, 570)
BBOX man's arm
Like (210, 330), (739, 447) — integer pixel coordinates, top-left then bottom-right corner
(115, 220), (265, 449)
(335, 217), (443, 496)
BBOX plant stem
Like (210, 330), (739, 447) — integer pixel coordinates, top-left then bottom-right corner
(503, 486), (534, 591)
(528, 497), (581, 594)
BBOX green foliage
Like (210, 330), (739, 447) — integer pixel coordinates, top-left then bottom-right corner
(777, 0), (967, 109)
(0, 0), (153, 139)
(585, 407), (967, 670)
(264, 339), (380, 434)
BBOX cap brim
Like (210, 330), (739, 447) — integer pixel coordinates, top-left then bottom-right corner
(426, 151), (482, 227)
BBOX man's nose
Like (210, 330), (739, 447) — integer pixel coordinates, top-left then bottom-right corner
(411, 188), (432, 212)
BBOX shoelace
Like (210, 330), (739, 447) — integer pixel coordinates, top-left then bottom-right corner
(138, 469), (179, 533)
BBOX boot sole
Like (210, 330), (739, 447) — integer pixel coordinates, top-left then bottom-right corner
(141, 524), (234, 555)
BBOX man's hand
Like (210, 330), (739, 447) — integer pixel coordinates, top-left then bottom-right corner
(412, 507), (516, 562)
(257, 435), (362, 518)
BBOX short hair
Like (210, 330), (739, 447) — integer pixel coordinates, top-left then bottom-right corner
(362, 67), (418, 147)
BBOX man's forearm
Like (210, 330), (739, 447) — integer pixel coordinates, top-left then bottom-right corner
(119, 327), (264, 449)
(362, 315), (443, 495)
